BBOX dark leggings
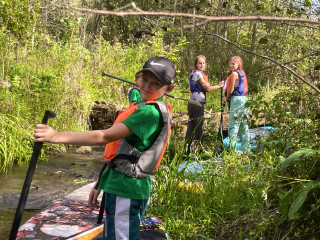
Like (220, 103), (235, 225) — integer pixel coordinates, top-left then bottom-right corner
(185, 101), (205, 153)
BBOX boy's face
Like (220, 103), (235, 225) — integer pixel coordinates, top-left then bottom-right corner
(135, 76), (141, 85)
(139, 71), (174, 101)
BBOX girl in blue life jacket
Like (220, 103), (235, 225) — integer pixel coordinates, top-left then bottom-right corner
(34, 56), (176, 240)
(185, 55), (224, 155)
(224, 56), (250, 153)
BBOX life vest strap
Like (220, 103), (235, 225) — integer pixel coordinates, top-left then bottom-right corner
(95, 162), (109, 190)
(109, 154), (139, 169)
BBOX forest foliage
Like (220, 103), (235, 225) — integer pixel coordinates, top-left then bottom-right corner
(1, 0), (320, 239)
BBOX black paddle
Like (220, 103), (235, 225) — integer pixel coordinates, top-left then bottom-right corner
(9, 110), (56, 240)
(102, 72), (203, 107)
(214, 67), (224, 155)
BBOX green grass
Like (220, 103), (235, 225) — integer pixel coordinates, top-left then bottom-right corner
(148, 146), (267, 239)
(0, 112), (34, 172)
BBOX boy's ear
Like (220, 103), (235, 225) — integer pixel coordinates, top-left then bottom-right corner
(165, 84), (175, 94)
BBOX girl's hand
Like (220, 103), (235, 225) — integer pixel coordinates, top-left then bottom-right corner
(34, 124), (58, 143)
(218, 81), (224, 88)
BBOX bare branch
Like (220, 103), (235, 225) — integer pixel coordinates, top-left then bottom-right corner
(281, 22), (320, 31)
(70, 6), (320, 25)
(249, 51), (320, 76)
(185, 20), (211, 28)
(198, 27), (320, 94)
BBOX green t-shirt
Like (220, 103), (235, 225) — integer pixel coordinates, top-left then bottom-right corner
(99, 99), (164, 200)
(128, 88), (142, 104)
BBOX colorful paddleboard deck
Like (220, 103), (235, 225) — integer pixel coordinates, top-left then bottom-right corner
(15, 198), (168, 240)
(15, 198), (103, 240)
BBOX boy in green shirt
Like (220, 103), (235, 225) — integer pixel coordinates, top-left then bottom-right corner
(128, 71), (142, 106)
(34, 56), (176, 240)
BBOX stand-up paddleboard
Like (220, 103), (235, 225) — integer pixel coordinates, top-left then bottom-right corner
(223, 126), (276, 152)
(15, 199), (169, 240)
(15, 198), (103, 240)
(14, 182), (169, 240)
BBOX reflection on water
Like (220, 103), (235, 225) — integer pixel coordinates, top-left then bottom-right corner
(0, 209), (38, 240)
(0, 146), (105, 240)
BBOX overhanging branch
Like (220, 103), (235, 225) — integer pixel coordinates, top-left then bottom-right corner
(249, 51), (320, 76)
(71, 5), (320, 25)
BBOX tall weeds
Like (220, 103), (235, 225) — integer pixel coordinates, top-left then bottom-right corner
(0, 112), (33, 173)
(0, 25), (189, 172)
(149, 143), (268, 239)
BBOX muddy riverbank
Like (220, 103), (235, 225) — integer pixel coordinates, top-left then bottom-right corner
(0, 146), (105, 240)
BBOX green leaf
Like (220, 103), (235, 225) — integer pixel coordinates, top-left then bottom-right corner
(256, 3), (263, 10)
(197, 234), (206, 239)
(259, 37), (268, 44)
(279, 188), (294, 214)
(287, 9), (294, 14)
(280, 148), (316, 169)
(304, 0), (312, 7)
(278, 156), (286, 165)
(314, 55), (320, 70)
(288, 181), (320, 219)
(253, 180), (268, 186)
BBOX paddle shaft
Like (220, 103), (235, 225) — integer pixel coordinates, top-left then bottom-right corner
(102, 72), (202, 107)
(9, 110), (56, 240)
(214, 67), (224, 154)
(103, 72), (137, 86)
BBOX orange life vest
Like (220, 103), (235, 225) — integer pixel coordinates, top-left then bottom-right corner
(103, 101), (172, 178)
(226, 70), (248, 96)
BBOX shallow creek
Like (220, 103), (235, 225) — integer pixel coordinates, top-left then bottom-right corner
(0, 147), (105, 240)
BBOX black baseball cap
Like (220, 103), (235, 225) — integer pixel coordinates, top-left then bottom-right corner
(139, 57), (176, 85)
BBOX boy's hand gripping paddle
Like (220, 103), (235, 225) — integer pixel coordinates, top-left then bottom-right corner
(9, 110), (56, 240)
(102, 72), (203, 107)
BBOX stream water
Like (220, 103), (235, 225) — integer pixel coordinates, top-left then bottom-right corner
(0, 147), (105, 240)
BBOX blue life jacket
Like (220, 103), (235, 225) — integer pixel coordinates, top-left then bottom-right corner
(189, 70), (206, 93)
(232, 70), (247, 96)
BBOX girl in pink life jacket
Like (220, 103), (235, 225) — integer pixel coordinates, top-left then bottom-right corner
(185, 55), (224, 155)
(224, 56), (250, 153)
(34, 56), (176, 240)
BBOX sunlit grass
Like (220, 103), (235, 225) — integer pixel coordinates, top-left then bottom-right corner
(0, 112), (34, 172)
(147, 136), (267, 239)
